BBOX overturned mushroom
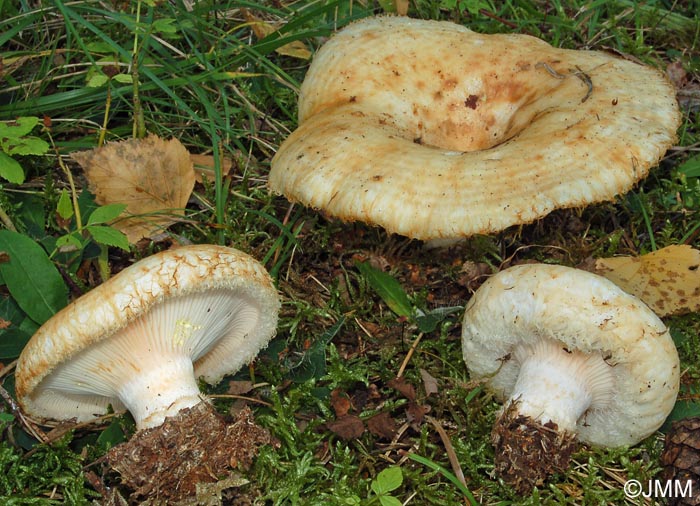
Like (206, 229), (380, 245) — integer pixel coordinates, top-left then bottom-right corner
(461, 263), (679, 493)
(15, 244), (280, 500)
(270, 16), (680, 241)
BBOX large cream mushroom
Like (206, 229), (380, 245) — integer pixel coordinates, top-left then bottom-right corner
(14, 244), (280, 499)
(461, 263), (680, 493)
(16, 244), (279, 430)
(270, 16), (680, 241)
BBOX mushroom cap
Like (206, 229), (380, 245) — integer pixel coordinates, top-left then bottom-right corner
(270, 16), (680, 241)
(461, 263), (680, 447)
(15, 244), (280, 424)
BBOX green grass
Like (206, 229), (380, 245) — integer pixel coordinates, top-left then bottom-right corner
(0, 0), (699, 504)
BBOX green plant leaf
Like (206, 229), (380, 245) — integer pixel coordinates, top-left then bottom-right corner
(113, 73), (133, 84)
(355, 262), (413, 318)
(56, 233), (84, 251)
(87, 203), (127, 225)
(407, 453), (478, 505)
(0, 230), (68, 324)
(96, 417), (128, 450)
(371, 467), (403, 495)
(87, 72), (109, 87)
(0, 151), (25, 184)
(0, 116), (39, 139)
(6, 136), (49, 156)
(289, 317), (345, 382)
(86, 225), (130, 251)
(678, 155), (700, 178)
(153, 18), (178, 34)
(0, 296), (32, 359)
(57, 189), (74, 220)
(379, 497), (402, 506)
(0, 328), (31, 359)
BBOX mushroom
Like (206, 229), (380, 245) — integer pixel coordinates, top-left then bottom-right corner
(461, 263), (680, 493)
(14, 244), (280, 499)
(15, 243), (279, 429)
(269, 16), (680, 241)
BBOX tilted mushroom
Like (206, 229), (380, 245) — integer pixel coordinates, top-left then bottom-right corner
(15, 244), (279, 429)
(270, 16), (680, 241)
(461, 263), (679, 493)
(14, 244), (280, 498)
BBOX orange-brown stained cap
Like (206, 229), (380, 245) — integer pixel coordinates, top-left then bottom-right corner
(270, 16), (681, 241)
(15, 244), (280, 430)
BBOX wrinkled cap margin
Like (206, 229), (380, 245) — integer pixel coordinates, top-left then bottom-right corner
(461, 263), (680, 447)
(270, 16), (681, 241)
(15, 244), (280, 425)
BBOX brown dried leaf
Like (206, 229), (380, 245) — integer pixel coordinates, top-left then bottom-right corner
(72, 135), (195, 244)
(330, 388), (352, 418)
(394, 0), (409, 15)
(419, 368), (439, 397)
(406, 402), (430, 426)
(190, 153), (233, 183)
(326, 414), (365, 441)
(387, 376), (416, 401)
(226, 380), (254, 396)
(244, 12), (311, 60)
(594, 245), (700, 317)
(366, 411), (396, 440)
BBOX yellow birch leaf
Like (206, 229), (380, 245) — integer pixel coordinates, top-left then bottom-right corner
(395, 0), (409, 16)
(190, 153), (233, 183)
(594, 244), (700, 317)
(71, 135), (195, 243)
(243, 12), (311, 60)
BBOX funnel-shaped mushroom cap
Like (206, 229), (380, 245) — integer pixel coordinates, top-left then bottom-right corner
(461, 263), (680, 447)
(15, 245), (280, 430)
(270, 16), (680, 241)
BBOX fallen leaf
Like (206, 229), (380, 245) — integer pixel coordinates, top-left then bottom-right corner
(406, 402), (430, 426)
(395, 0), (409, 15)
(190, 153), (233, 183)
(227, 380), (254, 396)
(367, 412), (396, 440)
(594, 244), (700, 317)
(326, 414), (365, 441)
(419, 368), (439, 397)
(72, 135), (195, 244)
(244, 11), (311, 60)
(330, 388), (352, 418)
(387, 377), (416, 401)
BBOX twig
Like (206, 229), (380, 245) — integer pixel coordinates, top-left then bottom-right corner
(396, 332), (423, 378)
(536, 62), (594, 102)
(0, 205), (17, 232)
(425, 415), (468, 491)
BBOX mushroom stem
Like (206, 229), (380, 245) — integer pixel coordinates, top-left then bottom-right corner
(490, 338), (615, 493)
(509, 338), (614, 431)
(116, 354), (202, 430)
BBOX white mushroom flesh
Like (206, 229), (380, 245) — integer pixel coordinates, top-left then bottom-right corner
(38, 289), (258, 429)
(509, 338), (614, 432)
(462, 263), (680, 447)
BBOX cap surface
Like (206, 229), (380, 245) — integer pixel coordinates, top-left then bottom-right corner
(270, 16), (680, 240)
(461, 263), (679, 447)
(15, 244), (280, 425)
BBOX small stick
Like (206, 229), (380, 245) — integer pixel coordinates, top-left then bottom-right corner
(426, 415), (468, 491)
(536, 62), (593, 102)
(396, 332), (423, 378)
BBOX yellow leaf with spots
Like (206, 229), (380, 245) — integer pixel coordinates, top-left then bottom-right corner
(244, 12), (311, 60)
(594, 245), (700, 317)
(71, 135), (195, 243)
